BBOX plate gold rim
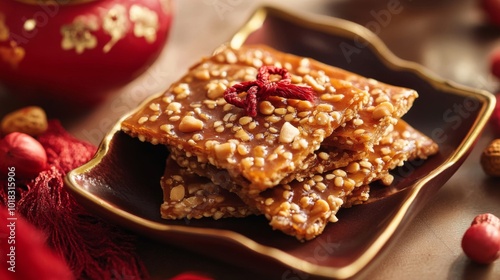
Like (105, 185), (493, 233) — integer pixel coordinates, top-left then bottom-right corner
(65, 5), (496, 279)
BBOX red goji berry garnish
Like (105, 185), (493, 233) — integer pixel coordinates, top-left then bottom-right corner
(224, 66), (315, 117)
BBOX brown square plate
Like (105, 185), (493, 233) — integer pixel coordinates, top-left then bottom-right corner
(65, 6), (495, 279)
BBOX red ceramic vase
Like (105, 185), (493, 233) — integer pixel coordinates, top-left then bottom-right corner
(0, 0), (173, 107)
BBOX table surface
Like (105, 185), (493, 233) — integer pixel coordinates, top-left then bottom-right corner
(2, 0), (500, 279)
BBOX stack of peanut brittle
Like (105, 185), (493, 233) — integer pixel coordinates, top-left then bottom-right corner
(121, 45), (438, 241)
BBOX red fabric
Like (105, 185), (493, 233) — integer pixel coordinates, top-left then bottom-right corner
(0, 206), (74, 280)
(169, 272), (214, 280)
(0, 120), (148, 279)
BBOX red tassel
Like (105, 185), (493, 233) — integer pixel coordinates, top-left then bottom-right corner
(224, 65), (315, 117)
(0, 120), (148, 280)
(0, 206), (74, 280)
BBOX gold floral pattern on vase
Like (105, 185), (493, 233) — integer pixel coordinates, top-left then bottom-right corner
(0, 41), (26, 69)
(129, 5), (159, 43)
(0, 13), (9, 41)
(0, 0), (172, 105)
(59, 4), (160, 54)
(0, 13), (25, 68)
(61, 15), (99, 54)
(102, 4), (129, 53)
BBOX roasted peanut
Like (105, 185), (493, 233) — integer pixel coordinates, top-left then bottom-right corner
(1, 106), (48, 136)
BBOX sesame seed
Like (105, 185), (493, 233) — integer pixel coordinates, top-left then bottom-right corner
(223, 103), (233, 112)
(149, 103), (160, 111)
(303, 75), (325, 91)
(300, 196), (310, 208)
(225, 51), (237, 64)
(315, 112), (330, 126)
(292, 214), (307, 224)
(259, 101), (275, 115)
(354, 129), (365, 135)
(237, 144), (249, 155)
(265, 198), (274, 206)
(318, 152), (330, 161)
(313, 175), (323, 182)
(321, 93), (344, 102)
(316, 182), (327, 192)
(248, 121), (257, 130)
(346, 162), (360, 173)
(317, 104), (334, 112)
(266, 116), (281, 123)
(334, 177), (344, 187)
(173, 83), (190, 95)
(235, 129), (251, 142)
(239, 116), (253, 126)
(254, 157), (265, 167)
(333, 169), (347, 177)
(274, 108), (287, 115)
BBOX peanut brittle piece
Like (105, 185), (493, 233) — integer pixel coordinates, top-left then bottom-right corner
(122, 45), (370, 192)
(324, 71), (418, 151)
(169, 145), (367, 191)
(250, 45), (419, 151)
(170, 119), (438, 240)
(321, 119), (438, 183)
(280, 147), (366, 185)
(161, 157), (370, 221)
(160, 158), (258, 220)
(256, 121), (438, 240)
(343, 185), (370, 208)
(243, 120), (438, 240)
